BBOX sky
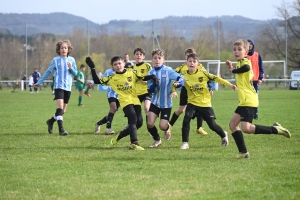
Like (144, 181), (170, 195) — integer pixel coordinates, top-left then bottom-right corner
(0, 0), (290, 24)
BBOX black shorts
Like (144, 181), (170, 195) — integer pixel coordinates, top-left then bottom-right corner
(108, 97), (120, 109)
(138, 93), (152, 103)
(234, 106), (256, 123)
(179, 87), (188, 106)
(149, 103), (172, 120)
(54, 89), (71, 104)
(186, 104), (216, 121)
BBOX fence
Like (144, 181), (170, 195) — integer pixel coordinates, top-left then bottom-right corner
(1, 79), (299, 92)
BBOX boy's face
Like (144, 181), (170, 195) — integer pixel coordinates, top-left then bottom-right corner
(81, 67), (86, 71)
(233, 44), (248, 61)
(112, 59), (125, 72)
(152, 54), (164, 67)
(187, 57), (199, 71)
(248, 42), (253, 51)
(59, 42), (69, 58)
(123, 55), (129, 62)
(133, 51), (145, 64)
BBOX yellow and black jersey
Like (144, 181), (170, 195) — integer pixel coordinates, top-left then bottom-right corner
(175, 63), (207, 75)
(183, 68), (232, 107)
(234, 58), (258, 107)
(99, 68), (142, 108)
(133, 62), (152, 96)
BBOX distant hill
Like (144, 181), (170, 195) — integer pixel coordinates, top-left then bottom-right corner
(0, 13), (282, 38)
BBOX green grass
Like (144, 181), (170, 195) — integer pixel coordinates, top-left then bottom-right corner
(0, 88), (299, 200)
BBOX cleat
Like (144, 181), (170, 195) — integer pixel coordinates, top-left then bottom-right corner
(110, 132), (120, 145)
(236, 152), (250, 158)
(59, 128), (68, 136)
(84, 91), (91, 97)
(253, 113), (259, 120)
(105, 128), (115, 135)
(196, 127), (208, 136)
(128, 144), (145, 150)
(46, 120), (53, 134)
(95, 122), (100, 133)
(273, 123), (291, 138)
(221, 131), (229, 146)
(273, 122), (281, 126)
(149, 140), (162, 148)
(180, 142), (189, 150)
(164, 123), (171, 140)
(78, 104), (84, 107)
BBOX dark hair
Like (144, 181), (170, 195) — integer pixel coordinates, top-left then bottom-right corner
(110, 56), (123, 65)
(186, 53), (199, 61)
(133, 47), (145, 55)
(80, 64), (85, 69)
(56, 40), (73, 56)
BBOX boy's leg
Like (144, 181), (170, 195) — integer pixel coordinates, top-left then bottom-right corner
(147, 104), (160, 140)
(111, 105), (142, 148)
(181, 105), (194, 143)
(169, 87), (187, 127)
(196, 114), (208, 136)
(105, 98), (119, 134)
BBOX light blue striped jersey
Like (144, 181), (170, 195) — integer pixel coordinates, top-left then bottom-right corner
(102, 68), (118, 99)
(148, 65), (184, 108)
(37, 56), (77, 91)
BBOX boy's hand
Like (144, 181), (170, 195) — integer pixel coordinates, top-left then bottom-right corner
(231, 84), (238, 91)
(173, 82), (181, 87)
(226, 60), (234, 71)
(67, 62), (71, 69)
(169, 91), (178, 98)
(85, 57), (95, 69)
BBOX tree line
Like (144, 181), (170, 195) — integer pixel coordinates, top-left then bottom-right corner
(0, 0), (299, 80)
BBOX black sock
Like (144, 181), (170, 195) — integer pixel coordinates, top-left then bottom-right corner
(57, 120), (64, 130)
(97, 116), (107, 125)
(106, 112), (115, 129)
(48, 116), (56, 124)
(148, 126), (160, 141)
(254, 125), (277, 134)
(232, 130), (247, 153)
(197, 116), (203, 129)
(169, 112), (179, 126)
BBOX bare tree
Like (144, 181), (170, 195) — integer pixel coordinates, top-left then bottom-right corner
(261, 0), (300, 70)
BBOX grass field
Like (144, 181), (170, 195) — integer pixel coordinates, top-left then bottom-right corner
(0, 88), (299, 200)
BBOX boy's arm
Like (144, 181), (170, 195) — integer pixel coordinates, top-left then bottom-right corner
(258, 54), (264, 81)
(36, 59), (55, 86)
(231, 65), (250, 73)
(86, 57), (109, 85)
(68, 58), (78, 76)
(143, 74), (158, 93)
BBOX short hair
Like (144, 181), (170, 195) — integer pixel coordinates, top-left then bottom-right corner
(133, 47), (145, 55)
(151, 49), (164, 57)
(80, 64), (85, 69)
(185, 48), (196, 55)
(56, 40), (73, 56)
(186, 53), (199, 61)
(110, 56), (123, 65)
(233, 39), (249, 51)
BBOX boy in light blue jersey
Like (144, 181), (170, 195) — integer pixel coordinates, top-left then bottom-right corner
(147, 49), (184, 147)
(95, 68), (120, 135)
(34, 40), (77, 136)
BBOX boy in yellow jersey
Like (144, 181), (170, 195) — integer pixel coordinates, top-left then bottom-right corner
(180, 53), (237, 149)
(226, 39), (291, 158)
(132, 48), (152, 131)
(169, 48), (212, 136)
(85, 56), (157, 150)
